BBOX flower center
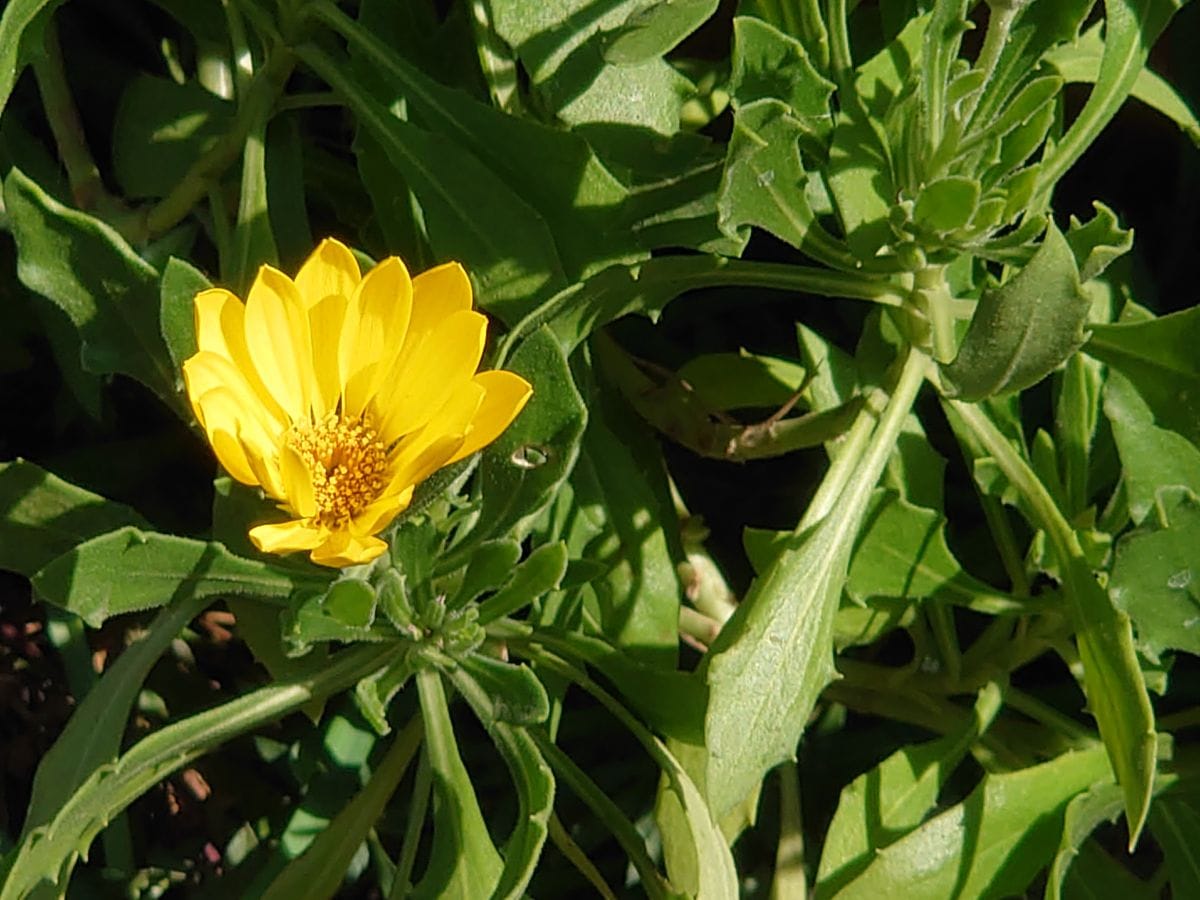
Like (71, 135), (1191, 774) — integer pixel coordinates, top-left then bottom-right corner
(285, 414), (388, 525)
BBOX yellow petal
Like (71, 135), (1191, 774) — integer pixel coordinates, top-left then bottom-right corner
(183, 351), (286, 451)
(293, 238), (361, 308)
(307, 293), (348, 418)
(376, 309), (488, 443)
(409, 261), (473, 342)
(243, 265), (314, 421)
(387, 379), (485, 490)
(250, 519), (326, 553)
(310, 531), (389, 567)
(339, 257), (413, 417)
(280, 443), (318, 519)
(193, 288), (285, 422)
(190, 387), (261, 486)
(447, 370), (533, 464)
(350, 485), (414, 538)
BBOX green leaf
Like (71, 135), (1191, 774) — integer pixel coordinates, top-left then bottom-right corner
(730, 16), (834, 141)
(1045, 21), (1200, 147)
(342, 1), (638, 281)
(1061, 840), (1159, 900)
(913, 175), (980, 233)
(283, 580), (385, 654)
(159, 256), (208, 378)
(20, 594), (209, 840)
(676, 350), (807, 411)
(412, 669), (503, 899)
(1065, 201), (1133, 283)
(447, 539), (522, 608)
(971, 0), (1093, 128)
(847, 490), (1007, 605)
(477, 542), (569, 624)
(653, 739), (740, 899)
(472, 327), (587, 543)
(1150, 796), (1200, 896)
(828, 747), (1111, 900)
(1044, 776), (1179, 899)
(603, 0), (718, 63)
(0, 0), (65, 117)
(1055, 352), (1104, 517)
(111, 75), (233, 199)
(32, 526), (316, 627)
(3, 168), (178, 407)
(227, 113), (278, 294)
(458, 653), (550, 726)
(261, 718), (422, 900)
(568, 357), (682, 665)
(1037, 0), (1186, 194)
(0, 643), (396, 900)
(699, 499), (853, 818)
(0, 459), (148, 576)
(227, 597), (330, 723)
(1109, 500), (1200, 657)
(1064, 550), (1158, 846)
(299, 47), (566, 325)
(1103, 370), (1200, 525)
(719, 98), (822, 253)
(448, 667), (555, 900)
(488, 0), (691, 133)
(817, 685), (1003, 895)
(826, 107), (894, 260)
(942, 220), (1089, 399)
(1085, 306), (1200, 446)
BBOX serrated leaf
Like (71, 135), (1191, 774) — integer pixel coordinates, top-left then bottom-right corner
(730, 16), (834, 141)
(0, 459), (149, 576)
(829, 747), (1111, 900)
(4, 168), (178, 408)
(817, 685), (1003, 894)
(847, 490), (1004, 604)
(1103, 370), (1200, 525)
(1066, 201), (1133, 282)
(489, 0), (691, 133)
(826, 108), (894, 260)
(1086, 306), (1200, 446)
(942, 220), (1089, 399)
(32, 526), (316, 627)
(1109, 500), (1200, 657)
(458, 654), (550, 726)
(719, 97), (825, 253)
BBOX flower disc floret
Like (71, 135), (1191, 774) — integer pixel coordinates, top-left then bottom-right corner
(182, 238), (532, 568)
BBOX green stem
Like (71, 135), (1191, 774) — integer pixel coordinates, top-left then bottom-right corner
(387, 743), (432, 900)
(797, 394), (879, 529)
(546, 812), (619, 900)
(2, 643), (399, 900)
(826, 0), (853, 92)
(31, 16), (120, 214)
(915, 264), (958, 364)
(959, 0), (1021, 130)
(140, 50), (294, 239)
(529, 731), (674, 900)
(1005, 685), (1097, 745)
(770, 762), (806, 900)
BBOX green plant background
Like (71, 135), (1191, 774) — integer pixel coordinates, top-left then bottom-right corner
(2, 0), (1200, 898)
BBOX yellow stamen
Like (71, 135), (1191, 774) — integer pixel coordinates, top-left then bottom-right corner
(285, 413), (387, 525)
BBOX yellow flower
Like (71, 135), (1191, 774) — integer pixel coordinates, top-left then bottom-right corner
(183, 239), (532, 568)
